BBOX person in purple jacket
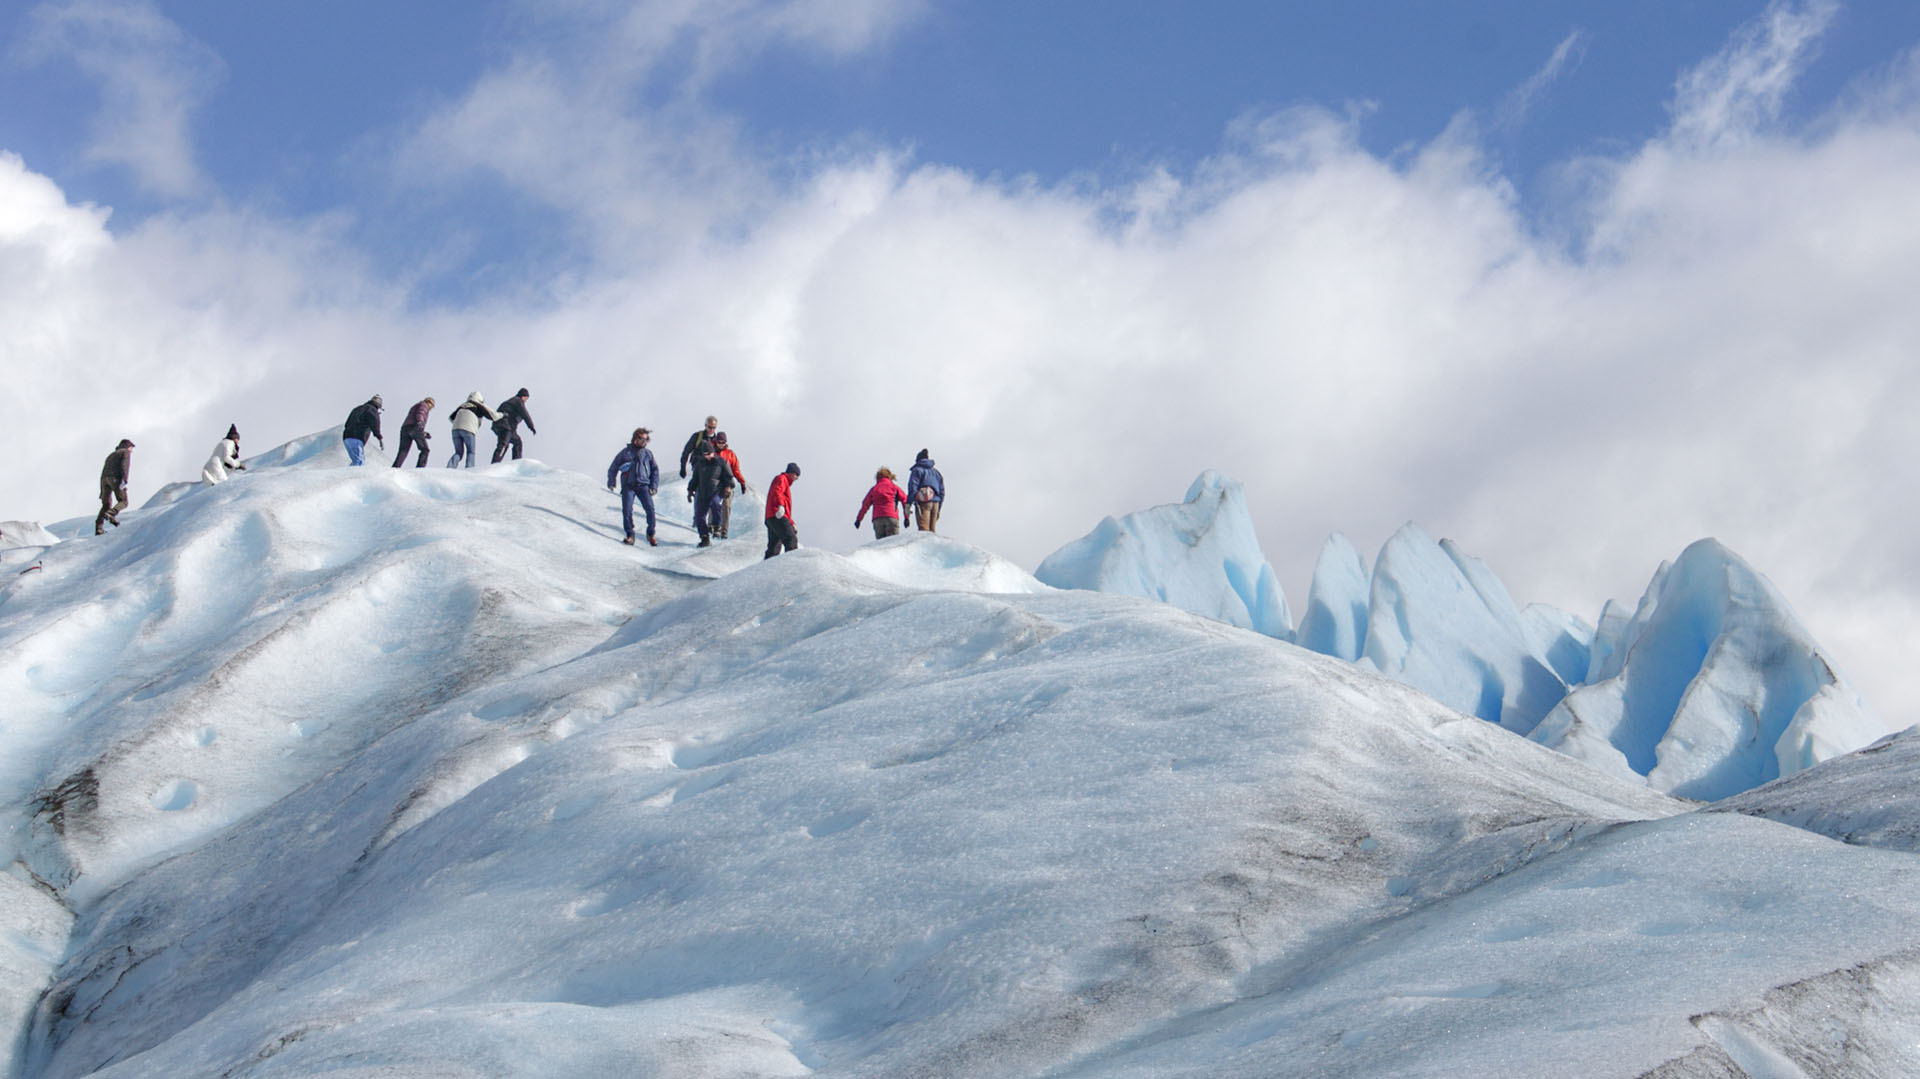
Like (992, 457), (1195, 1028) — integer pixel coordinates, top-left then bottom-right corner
(392, 397), (435, 468)
(606, 427), (660, 546)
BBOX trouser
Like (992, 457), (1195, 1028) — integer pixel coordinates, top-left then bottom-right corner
(621, 485), (657, 539)
(764, 517), (799, 559)
(491, 428), (523, 463)
(393, 426), (430, 468)
(446, 429), (477, 468)
(697, 491), (727, 538)
(872, 516), (900, 539)
(344, 437), (366, 466)
(719, 487), (733, 537)
(95, 480), (127, 533)
(915, 500), (941, 532)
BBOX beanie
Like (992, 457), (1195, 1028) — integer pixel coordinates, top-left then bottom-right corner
(785, 462), (801, 477)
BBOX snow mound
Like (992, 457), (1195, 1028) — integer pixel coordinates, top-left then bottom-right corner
(0, 522), (58, 550)
(1714, 727), (1920, 851)
(1035, 470), (1292, 637)
(842, 533), (1049, 594)
(1530, 539), (1890, 800)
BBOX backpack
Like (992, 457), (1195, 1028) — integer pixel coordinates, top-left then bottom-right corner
(916, 485), (935, 504)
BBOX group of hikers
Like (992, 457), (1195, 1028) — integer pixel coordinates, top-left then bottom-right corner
(605, 414), (946, 559)
(89, 397), (948, 562)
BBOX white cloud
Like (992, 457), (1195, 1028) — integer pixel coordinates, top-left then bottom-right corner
(1494, 30), (1587, 133)
(14, 0), (223, 199)
(1669, 0), (1838, 150)
(4, 0), (1919, 730)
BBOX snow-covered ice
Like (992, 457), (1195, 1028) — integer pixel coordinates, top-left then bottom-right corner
(1035, 470), (1293, 638)
(1, 440), (1917, 1077)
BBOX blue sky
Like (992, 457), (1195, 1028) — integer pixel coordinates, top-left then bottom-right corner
(5, 0), (1920, 725)
(10, 1), (1920, 294)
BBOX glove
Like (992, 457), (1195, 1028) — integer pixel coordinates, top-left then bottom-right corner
(680, 466), (687, 478)
(774, 506), (786, 519)
(687, 490), (694, 502)
(377, 440), (385, 451)
(649, 487), (658, 496)
(608, 484), (617, 493)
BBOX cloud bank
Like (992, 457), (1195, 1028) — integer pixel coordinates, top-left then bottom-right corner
(3, 0), (1916, 727)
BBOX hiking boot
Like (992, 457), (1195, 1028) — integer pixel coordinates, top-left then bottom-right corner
(622, 535), (635, 545)
(697, 536), (711, 548)
(647, 535), (657, 546)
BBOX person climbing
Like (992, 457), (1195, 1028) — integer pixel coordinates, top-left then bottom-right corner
(908, 448), (945, 533)
(855, 467), (909, 540)
(710, 431), (750, 538)
(202, 425), (246, 484)
(446, 391), (497, 469)
(688, 439), (736, 547)
(764, 463), (801, 559)
(392, 398), (435, 468)
(490, 388), (536, 463)
(95, 438), (134, 534)
(679, 415), (718, 478)
(342, 395), (384, 466)
(606, 427), (660, 546)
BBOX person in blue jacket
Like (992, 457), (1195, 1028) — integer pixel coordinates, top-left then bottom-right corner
(907, 449), (945, 533)
(606, 427), (660, 546)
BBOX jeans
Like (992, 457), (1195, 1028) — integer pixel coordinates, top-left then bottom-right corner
(491, 429), (523, 463)
(697, 491), (727, 538)
(392, 426), (430, 468)
(621, 485), (657, 539)
(764, 517), (799, 558)
(447, 429), (477, 468)
(344, 438), (365, 466)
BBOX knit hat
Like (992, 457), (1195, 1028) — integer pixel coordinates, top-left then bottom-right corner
(226, 424), (239, 440)
(517, 387), (530, 398)
(711, 431), (728, 446)
(785, 462), (801, 477)
(117, 438), (135, 449)
(371, 394), (383, 408)
(916, 448), (929, 461)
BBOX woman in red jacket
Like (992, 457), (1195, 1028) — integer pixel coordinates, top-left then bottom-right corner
(855, 467), (910, 540)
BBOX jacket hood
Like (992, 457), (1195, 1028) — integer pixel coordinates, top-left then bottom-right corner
(467, 391), (485, 404)
(915, 457), (936, 468)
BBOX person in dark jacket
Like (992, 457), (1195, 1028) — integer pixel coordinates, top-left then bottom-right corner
(763, 463), (801, 559)
(679, 415), (718, 478)
(907, 449), (945, 533)
(491, 388), (536, 463)
(392, 397), (435, 468)
(688, 440), (736, 547)
(95, 439), (134, 534)
(342, 395), (384, 466)
(606, 427), (661, 546)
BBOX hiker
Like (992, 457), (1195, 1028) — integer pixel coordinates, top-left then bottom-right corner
(490, 388), (536, 463)
(95, 439), (134, 534)
(606, 427), (660, 546)
(446, 392), (497, 469)
(908, 449), (945, 533)
(710, 432), (750, 538)
(342, 395), (384, 466)
(764, 463), (801, 559)
(392, 398), (435, 468)
(855, 467), (909, 539)
(678, 415), (719, 478)
(202, 425), (246, 484)
(688, 439), (736, 547)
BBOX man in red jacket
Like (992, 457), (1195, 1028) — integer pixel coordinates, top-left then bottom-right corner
(764, 462), (801, 559)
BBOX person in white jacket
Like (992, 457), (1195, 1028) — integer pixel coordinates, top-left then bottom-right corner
(202, 425), (246, 485)
(447, 392), (498, 469)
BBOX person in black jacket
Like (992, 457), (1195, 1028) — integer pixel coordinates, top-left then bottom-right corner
(342, 395), (384, 466)
(679, 415), (718, 478)
(688, 440), (735, 547)
(491, 388), (537, 463)
(95, 439), (134, 534)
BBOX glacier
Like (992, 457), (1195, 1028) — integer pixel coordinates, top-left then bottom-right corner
(1041, 474), (1894, 798)
(0, 441), (1917, 1076)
